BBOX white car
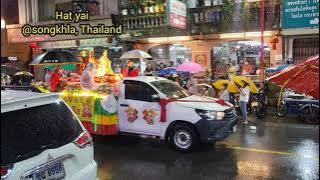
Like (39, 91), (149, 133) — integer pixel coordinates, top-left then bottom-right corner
(1, 90), (97, 180)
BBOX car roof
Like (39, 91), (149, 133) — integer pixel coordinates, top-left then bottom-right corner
(1, 90), (60, 113)
(123, 76), (168, 83)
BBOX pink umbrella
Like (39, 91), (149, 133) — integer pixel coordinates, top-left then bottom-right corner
(176, 62), (204, 73)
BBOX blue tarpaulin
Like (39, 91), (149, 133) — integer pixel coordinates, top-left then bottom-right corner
(266, 64), (291, 74)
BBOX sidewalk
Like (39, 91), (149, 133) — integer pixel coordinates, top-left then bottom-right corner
(246, 112), (319, 129)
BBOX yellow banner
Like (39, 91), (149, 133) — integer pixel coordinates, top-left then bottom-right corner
(61, 95), (95, 122)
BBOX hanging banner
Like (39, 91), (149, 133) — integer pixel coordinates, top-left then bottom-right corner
(281, 0), (319, 29)
(167, 0), (187, 29)
(62, 95), (95, 122)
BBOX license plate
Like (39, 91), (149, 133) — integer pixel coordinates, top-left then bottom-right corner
(232, 125), (237, 133)
(33, 163), (65, 180)
(251, 102), (258, 107)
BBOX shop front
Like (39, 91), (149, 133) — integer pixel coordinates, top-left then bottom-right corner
(29, 37), (124, 81)
(135, 32), (282, 74)
(280, 0), (319, 63)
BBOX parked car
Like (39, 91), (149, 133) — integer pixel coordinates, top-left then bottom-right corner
(1, 90), (97, 180)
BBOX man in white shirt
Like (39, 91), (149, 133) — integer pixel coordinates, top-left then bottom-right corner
(239, 81), (250, 124)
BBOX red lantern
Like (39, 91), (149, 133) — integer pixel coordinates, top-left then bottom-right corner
(270, 36), (279, 50)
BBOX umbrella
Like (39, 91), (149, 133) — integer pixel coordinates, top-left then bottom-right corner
(1, 65), (18, 74)
(30, 50), (80, 65)
(119, 50), (152, 59)
(14, 71), (34, 77)
(159, 67), (177, 76)
(268, 55), (319, 99)
(233, 76), (258, 93)
(212, 80), (239, 93)
(176, 62), (204, 73)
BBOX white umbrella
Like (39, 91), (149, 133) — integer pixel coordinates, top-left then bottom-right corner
(119, 50), (152, 59)
(14, 71), (34, 77)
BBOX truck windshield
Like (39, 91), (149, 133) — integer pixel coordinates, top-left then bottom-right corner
(151, 80), (190, 99)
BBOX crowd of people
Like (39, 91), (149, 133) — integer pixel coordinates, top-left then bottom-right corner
(214, 58), (264, 80)
(1, 58), (253, 124)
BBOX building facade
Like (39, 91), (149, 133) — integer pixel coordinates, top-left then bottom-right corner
(280, 0), (319, 63)
(5, 0), (285, 74)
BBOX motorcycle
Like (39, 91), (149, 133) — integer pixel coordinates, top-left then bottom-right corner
(251, 89), (267, 119)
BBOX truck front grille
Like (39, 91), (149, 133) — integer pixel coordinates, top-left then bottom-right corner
(223, 108), (237, 121)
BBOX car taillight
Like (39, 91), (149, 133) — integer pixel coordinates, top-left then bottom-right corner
(74, 131), (93, 148)
(1, 165), (13, 179)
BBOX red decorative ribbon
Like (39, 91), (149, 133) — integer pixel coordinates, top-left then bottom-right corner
(158, 98), (231, 122)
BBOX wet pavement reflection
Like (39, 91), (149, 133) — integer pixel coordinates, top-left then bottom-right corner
(94, 121), (319, 180)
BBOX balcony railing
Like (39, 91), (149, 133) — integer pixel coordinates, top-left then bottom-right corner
(188, 4), (280, 35)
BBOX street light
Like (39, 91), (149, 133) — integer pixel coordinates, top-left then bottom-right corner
(1, 19), (6, 29)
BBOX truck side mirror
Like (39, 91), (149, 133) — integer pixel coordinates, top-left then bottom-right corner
(151, 94), (160, 102)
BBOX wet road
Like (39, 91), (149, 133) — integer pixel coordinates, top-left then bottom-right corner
(94, 117), (319, 180)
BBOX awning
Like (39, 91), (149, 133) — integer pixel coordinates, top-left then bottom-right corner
(30, 50), (80, 65)
(267, 55), (319, 99)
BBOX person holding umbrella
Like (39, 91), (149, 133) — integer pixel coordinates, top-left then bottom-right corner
(121, 60), (140, 77)
(218, 84), (230, 102)
(237, 81), (251, 124)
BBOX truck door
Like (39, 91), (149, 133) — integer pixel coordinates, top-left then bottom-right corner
(118, 80), (162, 135)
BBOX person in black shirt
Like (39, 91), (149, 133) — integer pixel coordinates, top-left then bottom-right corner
(144, 63), (155, 76)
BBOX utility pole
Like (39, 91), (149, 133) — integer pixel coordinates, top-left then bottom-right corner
(260, 0), (265, 88)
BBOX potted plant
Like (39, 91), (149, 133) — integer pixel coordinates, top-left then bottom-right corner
(148, 1), (155, 13)
(140, 0), (149, 13)
(121, 8), (128, 15)
(128, 1), (136, 15)
(155, 0), (164, 13)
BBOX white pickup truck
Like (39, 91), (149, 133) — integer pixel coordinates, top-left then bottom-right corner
(114, 76), (238, 152)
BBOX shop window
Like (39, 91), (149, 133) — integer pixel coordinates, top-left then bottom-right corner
(148, 44), (191, 65)
(293, 38), (319, 63)
(124, 81), (157, 102)
(211, 40), (270, 77)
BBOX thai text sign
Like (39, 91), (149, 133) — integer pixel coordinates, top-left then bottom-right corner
(281, 0), (319, 29)
(167, 0), (187, 29)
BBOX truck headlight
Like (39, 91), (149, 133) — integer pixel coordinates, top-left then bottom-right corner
(196, 109), (225, 120)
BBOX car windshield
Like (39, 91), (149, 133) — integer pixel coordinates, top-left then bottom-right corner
(151, 80), (190, 99)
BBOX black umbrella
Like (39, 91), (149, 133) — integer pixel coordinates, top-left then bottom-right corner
(30, 50), (80, 65)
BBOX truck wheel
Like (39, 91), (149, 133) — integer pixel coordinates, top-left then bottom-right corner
(169, 124), (199, 152)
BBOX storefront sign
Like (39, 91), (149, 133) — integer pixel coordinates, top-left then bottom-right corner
(38, 40), (78, 49)
(79, 37), (116, 47)
(167, 0), (187, 29)
(53, 40), (77, 48)
(8, 57), (18, 61)
(281, 0), (319, 29)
